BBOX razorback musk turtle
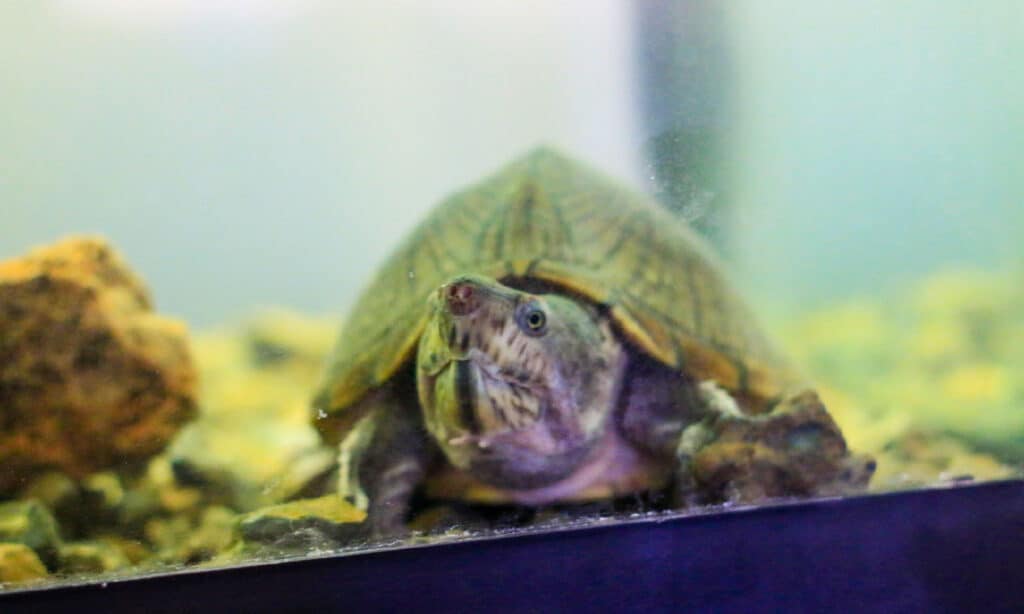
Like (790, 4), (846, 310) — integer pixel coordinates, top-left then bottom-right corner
(313, 147), (851, 533)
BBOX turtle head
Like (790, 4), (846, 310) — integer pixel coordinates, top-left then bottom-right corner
(416, 275), (626, 490)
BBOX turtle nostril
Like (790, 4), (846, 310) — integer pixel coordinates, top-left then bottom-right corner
(448, 284), (470, 301)
(443, 281), (478, 315)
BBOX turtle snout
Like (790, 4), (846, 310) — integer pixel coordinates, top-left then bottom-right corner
(441, 279), (480, 316)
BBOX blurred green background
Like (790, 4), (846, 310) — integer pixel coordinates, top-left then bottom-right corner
(1, 1), (1021, 326)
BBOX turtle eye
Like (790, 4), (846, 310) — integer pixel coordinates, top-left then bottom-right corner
(516, 303), (547, 336)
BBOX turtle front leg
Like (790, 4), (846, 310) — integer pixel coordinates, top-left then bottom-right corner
(338, 392), (436, 536)
(621, 362), (873, 507)
(682, 387), (876, 504)
(618, 359), (715, 506)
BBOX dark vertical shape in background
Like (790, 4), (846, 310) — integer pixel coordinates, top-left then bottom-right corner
(633, 1), (735, 253)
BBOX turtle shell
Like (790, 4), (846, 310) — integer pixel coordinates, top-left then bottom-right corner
(314, 147), (798, 442)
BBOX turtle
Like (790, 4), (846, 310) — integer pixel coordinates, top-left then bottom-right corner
(312, 147), (840, 535)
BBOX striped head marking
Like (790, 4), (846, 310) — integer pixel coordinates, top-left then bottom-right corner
(416, 275), (626, 489)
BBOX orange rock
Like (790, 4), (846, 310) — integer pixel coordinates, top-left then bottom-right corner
(0, 237), (198, 492)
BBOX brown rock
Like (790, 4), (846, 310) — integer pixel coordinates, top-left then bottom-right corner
(59, 540), (132, 574)
(235, 494), (366, 553)
(0, 236), (198, 493)
(0, 543), (49, 584)
(0, 500), (62, 569)
(171, 506), (236, 565)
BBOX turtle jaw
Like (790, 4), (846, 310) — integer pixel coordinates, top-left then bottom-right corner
(419, 348), (546, 446)
(423, 357), (592, 485)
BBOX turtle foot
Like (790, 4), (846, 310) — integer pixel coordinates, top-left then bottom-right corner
(676, 389), (876, 506)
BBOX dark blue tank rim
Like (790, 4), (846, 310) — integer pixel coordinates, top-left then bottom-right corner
(3, 480), (1024, 614)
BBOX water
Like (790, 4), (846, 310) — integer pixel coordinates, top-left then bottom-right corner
(0, 0), (1021, 593)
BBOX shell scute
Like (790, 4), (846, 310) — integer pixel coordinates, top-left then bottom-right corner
(314, 147), (796, 440)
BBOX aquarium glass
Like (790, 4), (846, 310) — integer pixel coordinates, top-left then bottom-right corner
(0, 0), (1021, 591)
